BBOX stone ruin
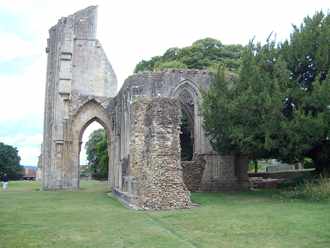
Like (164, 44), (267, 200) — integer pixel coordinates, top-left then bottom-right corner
(40, 6), (249, 210)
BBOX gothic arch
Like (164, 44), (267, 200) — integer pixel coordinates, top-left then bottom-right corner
(170, 80), (205, 157)
(171, 79), (202, 100)
(71, 99), (112, 188)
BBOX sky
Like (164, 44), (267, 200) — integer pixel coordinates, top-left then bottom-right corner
(0, 0), (328, 166)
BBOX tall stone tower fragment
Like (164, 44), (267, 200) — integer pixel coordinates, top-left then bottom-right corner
(42, 6), (117, 189)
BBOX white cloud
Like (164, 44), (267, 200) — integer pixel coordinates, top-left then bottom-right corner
(2, 0), (329, 84)
(0, 133), (42, 147)
(0, 57), (45, 122)
(18, 146), (41, 165)
(0, 133), (42, 165)
(0, 32), (37, 61)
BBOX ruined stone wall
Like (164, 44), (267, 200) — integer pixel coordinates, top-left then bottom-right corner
(114, 98), (191, 210)
(42, 6), (248, 206)
(141, 98), (191, 209)
(42, 9), (74, 189)
(110, 69), (246, 193)
(200, 155), (243, 191)
(182, 156), (206, 192)
(42, 6), (117, 189)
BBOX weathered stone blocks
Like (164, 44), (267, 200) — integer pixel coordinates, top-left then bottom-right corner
(127, 98), (192, 210)
(182, 155), (206, 192)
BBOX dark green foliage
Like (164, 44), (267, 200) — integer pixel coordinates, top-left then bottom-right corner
(154, 60), (187, 71)
(279, 11), (330, 172)
(202, 41), (288, 161)
(0, 142), (23, 180)
(134, 56), (162, 73)
(134, 38), (243, 73)
(281, 176), (330, 201)
(202, 11), (330, 173)
(281, 12), (330, 91)
(85, 129), (109, 180)
(303, 157), (314, 169)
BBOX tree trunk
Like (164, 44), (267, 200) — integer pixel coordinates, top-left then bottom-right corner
(235, 155), (249, 189)
(254, 160), (258, 173)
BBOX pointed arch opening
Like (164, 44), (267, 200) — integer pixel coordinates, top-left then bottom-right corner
(172, 80), (201, 161)
(72, 100), (112, 188)
(178, 89), (195, 161)
(80, 119), (109, 180)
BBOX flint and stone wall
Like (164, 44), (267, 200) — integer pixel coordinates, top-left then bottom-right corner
(182, 155), (206, 192)
(117, 98), (191, 209)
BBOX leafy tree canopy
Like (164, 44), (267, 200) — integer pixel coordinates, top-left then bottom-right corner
(85, 129), (109, 180)
(134, 38), (243, 73)
(202, 41), (288, 161)
(279, 11), (330, 172)
(0, 142), (23, 179)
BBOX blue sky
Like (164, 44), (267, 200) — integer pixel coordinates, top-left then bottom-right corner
(0, 0), (328, 165)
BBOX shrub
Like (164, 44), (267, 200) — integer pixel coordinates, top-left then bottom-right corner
(303, 157), (314, 169)
(282, 175), (330, 201)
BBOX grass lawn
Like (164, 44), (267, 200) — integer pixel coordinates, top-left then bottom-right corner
(0, 180), (329, 248)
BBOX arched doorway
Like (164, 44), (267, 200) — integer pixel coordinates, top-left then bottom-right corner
(80, 120), (109, 181)
(72, 100), (112, 188)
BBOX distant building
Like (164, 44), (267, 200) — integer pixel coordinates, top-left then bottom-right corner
(23, 166), (37, 180)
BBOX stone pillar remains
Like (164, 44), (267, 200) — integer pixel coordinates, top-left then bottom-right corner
(114, 98), (192, 210)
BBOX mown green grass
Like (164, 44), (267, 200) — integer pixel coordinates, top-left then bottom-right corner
(0, 180), (329, 248)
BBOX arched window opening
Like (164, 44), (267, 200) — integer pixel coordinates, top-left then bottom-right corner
(178, 89), (195, 161)
(180, 109), (194, 161)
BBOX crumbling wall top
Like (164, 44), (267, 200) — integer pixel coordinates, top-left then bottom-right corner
(49, 5), (97, 40)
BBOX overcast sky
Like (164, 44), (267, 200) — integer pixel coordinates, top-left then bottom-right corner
(0, 0), (328, 165)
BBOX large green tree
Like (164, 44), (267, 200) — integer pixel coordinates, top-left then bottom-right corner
(279, 11), (330, 172)
(0, 142), (23, 179)
(134, 38), (243, 73)
(202, 41), (288, 163)
(85, 129), (109, 179)
(202, 11), (330, 173)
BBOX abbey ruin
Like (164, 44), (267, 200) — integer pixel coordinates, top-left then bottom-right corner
(41, 6), (248, 210)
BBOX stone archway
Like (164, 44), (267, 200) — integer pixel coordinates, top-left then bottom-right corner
(171, 79), (204, 155)
(71, 100), (112, 189)
(171, 80), (207, 191)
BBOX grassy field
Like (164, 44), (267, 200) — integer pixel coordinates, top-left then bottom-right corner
(0, 181), (329, 248)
